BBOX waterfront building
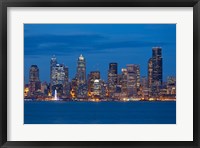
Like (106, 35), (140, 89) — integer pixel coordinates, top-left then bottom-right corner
(108, 63), (118, 97)
(77, 54), (86, 85)
(29, 65), (41, 95)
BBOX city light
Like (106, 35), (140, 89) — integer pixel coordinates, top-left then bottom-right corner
(24, 48), (176, 102)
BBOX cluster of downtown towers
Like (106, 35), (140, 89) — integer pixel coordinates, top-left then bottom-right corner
(25, 47), (176, 100)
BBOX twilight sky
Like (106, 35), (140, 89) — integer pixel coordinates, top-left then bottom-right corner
(24, 24), (176, 83)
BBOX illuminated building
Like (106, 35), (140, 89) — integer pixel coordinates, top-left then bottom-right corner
(167, 76), (176, 95)
(121, 68), (128, 96)
(93, 79), (101, 96)
(77, 84), (88, 99)
(51, 63), (68, 96)
(151, 47), (163, 96)
(51, 64), (65, 85)
(77, 54), (86, 85)
(63, 67), (69, 96)
(107, 63), (118, 97)
(50, 55), (57, 87)
(152, 47), (163, 85)
(126, 64), (140, 97)
(141, 76), (148, 88)
(148, 58), (153, 89)
(29, 65), (41, 95)
(41, 82), (48, 95)
(24, 84), (29, 97)
(70, 78), (78, 98)
(88, 71), (100, 96)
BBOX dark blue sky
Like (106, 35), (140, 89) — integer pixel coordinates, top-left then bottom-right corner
(24, 24), (176, 83)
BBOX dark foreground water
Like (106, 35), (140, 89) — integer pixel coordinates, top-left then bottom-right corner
(24, 101), (176, 124)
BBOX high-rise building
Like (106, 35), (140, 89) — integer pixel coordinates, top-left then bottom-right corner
(151, 47), (163, 96)
(88, 71), (100, 96)
(77, 54), (86, 85)
(107, 63), (118, 97)
(29, 65), (41, 95)
(51, 64), (65, 86)
(148, 58), (153, 89)
(50, 55), (57, 86)
(51, 64), (69, 96)
(152, 47), (163, 85)
(121, 68), (128, 96)
(126, 64), (140, 97)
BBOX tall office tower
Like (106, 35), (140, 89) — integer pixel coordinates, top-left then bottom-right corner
(51, 64), (65, 86)
(148, 58), (153, 89)
(151, 47), (163, 96)
(51, 64), (66, 96)
(50, 55), (57, 86)
(29, 65), (41, 95)
(88, 71), (100, 96)
(107, 63), (118, 97)
(152, 47), (163, 85)
(121, 68), (128, 95)
(126, 64), (139, 97)
(77, 54), (86, 85)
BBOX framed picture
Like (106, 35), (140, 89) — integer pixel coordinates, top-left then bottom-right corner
(0, 0), (199, 147)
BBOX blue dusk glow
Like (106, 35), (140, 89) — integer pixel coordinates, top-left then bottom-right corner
(24, 24), (176, 83)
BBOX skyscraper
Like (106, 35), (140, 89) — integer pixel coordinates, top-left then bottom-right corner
(121, 68), (128, 96)
(29, 65), (41, 95)
(108, 63), (118, 97)
(148, 47), (163, 97)
(126, 64), (140, 97)
(51, 64), (65, 86)
(50, 55), (57, 86)
(152, 47), (163, 85)
(148, 58), (153, 89)
(77, 54), (86, 85)
(51, 64), (66, 96)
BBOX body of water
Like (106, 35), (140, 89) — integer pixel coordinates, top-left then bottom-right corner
(24, 101), (176, 124)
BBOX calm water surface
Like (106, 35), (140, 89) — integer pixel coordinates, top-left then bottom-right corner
(24, 101), (176, 124)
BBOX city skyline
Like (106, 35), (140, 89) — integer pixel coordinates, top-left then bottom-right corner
(24, 24), (176, 83)
(25, 46), (176, 101)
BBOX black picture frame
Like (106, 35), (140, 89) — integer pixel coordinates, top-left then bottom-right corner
(0, 0), (199, 147)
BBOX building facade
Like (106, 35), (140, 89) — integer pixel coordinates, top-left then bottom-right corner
(107, 63), (118, 97)
(77, 54), (86, 85)
(29, 65), (41, 95)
